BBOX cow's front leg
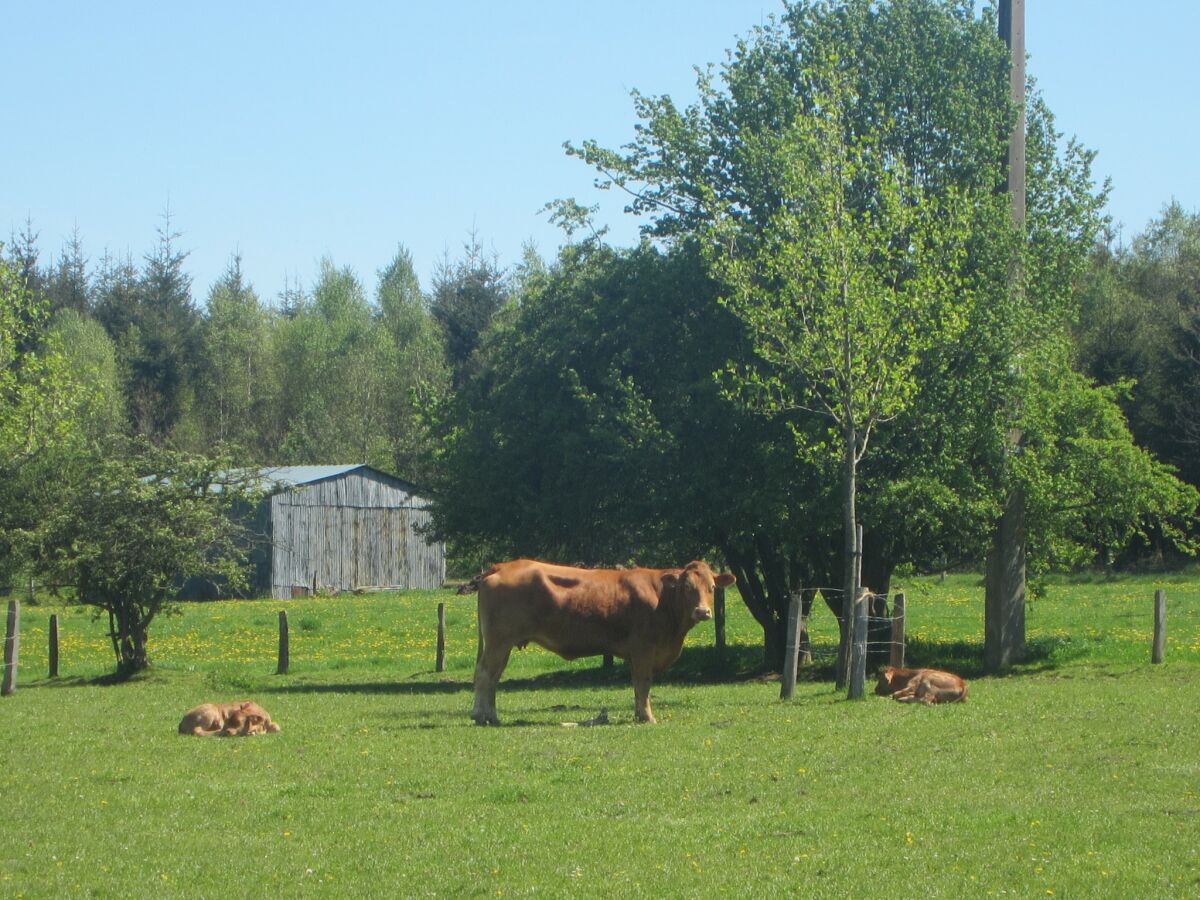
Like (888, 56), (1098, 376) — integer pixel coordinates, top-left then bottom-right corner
(630, 658), (656, 724)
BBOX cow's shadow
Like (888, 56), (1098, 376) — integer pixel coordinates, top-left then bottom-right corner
(260, 634), (1072, 702)
(261, 643), (768, 698)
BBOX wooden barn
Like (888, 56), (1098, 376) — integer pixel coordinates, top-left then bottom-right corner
(248, 465), (445, 598)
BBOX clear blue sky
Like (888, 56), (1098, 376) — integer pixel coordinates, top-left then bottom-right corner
(3, 2), (1197, 305)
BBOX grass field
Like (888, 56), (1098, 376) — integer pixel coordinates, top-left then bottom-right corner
(1, 572), (1198, 898)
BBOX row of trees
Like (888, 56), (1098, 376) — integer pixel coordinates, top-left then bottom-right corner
(3, 0), (1197, 673)
(3, 220), (523, 483)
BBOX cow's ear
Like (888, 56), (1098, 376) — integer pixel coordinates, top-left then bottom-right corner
(715, 572), (736, 588)
(660, 572), (680, 590)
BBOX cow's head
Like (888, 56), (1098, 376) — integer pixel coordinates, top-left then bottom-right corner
(662, 561), (737, 624)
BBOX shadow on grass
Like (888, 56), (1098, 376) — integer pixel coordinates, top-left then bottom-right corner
(23, 634), (1090, 699)
(261, 643), (770, 699)
(26, 669), (168, 688)
(900, 634), (1085, 679)
(261, 635), (1093, 702)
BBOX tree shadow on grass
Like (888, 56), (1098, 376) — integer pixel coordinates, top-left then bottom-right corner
(896, 635), (1086, 679)
(26, 669), (168, 688)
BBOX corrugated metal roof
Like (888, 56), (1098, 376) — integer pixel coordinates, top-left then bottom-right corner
(248, 465), (427, 494)
(255, 464), (368, 487)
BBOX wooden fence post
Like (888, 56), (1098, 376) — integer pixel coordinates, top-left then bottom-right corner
(602, 654), (614, 670)
(848, 589), (869, 700)
(3, 600), (18, 696)
(1152, 589), (1166, 664)
(890, 592), (906, 668)
(714, 578), (727, 661)
(276, 610), (290, 675)
(780, 591), (803, 700)
(49, 614), (59, 679)
(436, 602), (446, 673)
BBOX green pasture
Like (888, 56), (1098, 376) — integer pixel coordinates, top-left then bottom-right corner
(1, 572), (1198, 898)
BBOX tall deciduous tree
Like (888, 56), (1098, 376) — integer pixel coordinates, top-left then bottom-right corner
(570, 0), (1012, 645)
(375, 246), (449, 484)
(707, 59), (975, 681)
(272, 258), (393, 467)
(197, 255), (274, 461)
(48, 309), (125, 443)
(0, 254), (86, 582)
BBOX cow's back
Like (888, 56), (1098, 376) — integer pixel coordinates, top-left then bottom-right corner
(477, 560), (651, 660)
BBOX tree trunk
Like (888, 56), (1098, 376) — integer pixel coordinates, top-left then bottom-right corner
(985, 486), (1026, 671)
(723, 538), (796, 672)
(835, 431), (857, 690)
(117, 627), (150, 676)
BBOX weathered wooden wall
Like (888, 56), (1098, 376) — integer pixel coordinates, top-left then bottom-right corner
(269, 469), (445, 597)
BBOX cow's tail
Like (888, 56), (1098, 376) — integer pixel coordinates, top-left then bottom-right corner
(456, 573), (483, 595)
(461, 564), (501, 665)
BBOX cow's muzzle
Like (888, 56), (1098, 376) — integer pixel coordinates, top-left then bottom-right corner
(693, 607), (713, 622)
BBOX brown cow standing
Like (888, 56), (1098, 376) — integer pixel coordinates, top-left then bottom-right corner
(471, 559), (735, 725)
(875, 666), (968, 705)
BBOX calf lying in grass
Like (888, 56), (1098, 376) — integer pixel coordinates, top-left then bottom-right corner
(178, 701), (281, 736)
(875, 666), (968, 705)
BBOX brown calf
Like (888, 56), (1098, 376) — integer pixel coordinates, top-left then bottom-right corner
(178, 701), (282, 736)
(875, 666), (968, 705)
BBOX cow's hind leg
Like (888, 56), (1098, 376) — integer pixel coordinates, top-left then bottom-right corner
(472, 640), (512, 726)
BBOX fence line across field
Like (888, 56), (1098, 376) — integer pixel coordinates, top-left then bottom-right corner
(4, 587), (1185, 688)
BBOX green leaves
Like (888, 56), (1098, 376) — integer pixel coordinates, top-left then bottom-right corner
(41, 441), (260, 674)
(710, 57), (976, 471)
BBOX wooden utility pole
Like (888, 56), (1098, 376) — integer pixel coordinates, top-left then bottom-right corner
(999, 0), (1026, 219)
(985, 0), (1028, 674)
